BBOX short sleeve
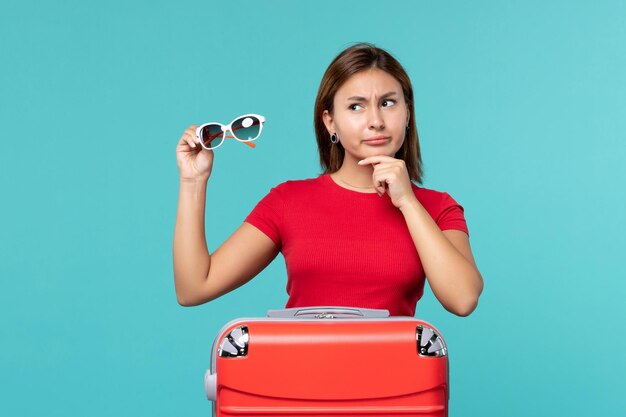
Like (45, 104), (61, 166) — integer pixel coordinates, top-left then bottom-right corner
(244, 186), (283, 248)
(436, 192), (469, 236)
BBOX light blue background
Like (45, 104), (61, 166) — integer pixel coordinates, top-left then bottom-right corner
(1, 1), (625, 415)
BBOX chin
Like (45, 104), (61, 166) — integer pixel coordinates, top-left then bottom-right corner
(363, 145), (400, 158)
(344, 143), (401, 161)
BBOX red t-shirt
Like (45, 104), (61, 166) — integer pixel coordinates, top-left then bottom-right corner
(244, 174), (468, 316)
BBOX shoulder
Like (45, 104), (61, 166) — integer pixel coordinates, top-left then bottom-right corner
(269, 175), (327, 195)
(412, 183), (454, 203)
(413, 184), (469, 233)
(411, 184), (463, 214)
(253, 176), (326, 209)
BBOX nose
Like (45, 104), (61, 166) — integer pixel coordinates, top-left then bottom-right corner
(367, 106), (385, 130)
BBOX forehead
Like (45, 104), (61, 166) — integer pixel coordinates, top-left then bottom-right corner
(335, 68), (403, 99)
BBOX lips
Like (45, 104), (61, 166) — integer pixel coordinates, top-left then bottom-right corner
(363, 136), (390, 145)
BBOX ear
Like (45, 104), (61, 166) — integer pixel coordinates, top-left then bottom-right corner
(406, 111), (411, 128)
(322, 110), (335, 135)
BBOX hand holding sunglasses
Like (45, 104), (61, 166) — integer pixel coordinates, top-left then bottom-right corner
(196, 114), (266, 150)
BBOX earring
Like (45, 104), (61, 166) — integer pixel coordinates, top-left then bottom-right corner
(330, 133), (338, 144)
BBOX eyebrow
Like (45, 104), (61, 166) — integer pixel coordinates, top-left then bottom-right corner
(346, 91), (399, 101)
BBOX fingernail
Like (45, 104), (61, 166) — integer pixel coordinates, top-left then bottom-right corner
(357, 160), (363, 165)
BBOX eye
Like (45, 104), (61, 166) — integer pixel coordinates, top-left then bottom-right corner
(381, 99), (396, 107)
(349, 103), (363, 111)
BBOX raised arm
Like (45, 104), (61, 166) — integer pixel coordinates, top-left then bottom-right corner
(173, 125), (279, 306)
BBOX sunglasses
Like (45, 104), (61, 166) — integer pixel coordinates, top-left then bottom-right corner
(195, 114), (266, 150)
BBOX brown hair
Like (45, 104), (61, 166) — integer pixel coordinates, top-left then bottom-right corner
(314, 43), (423, 184)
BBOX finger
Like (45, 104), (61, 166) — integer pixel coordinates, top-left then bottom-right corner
(187, 127), (200, 139)
(176, 134), (189, 148)
(185, 125), (201, 140)
(372, 165), (399, 177)
(376, 180), (386, 196)
(179, 132), (197, 150)
(358, 155), (396, 166)
(372, 162), (409, 183)
(185, 133), (199, 149)
(372, 173), (386, 196)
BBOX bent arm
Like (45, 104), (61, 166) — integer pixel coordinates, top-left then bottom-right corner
(173, 178), (279, 306)
(399, 200), (484, 316)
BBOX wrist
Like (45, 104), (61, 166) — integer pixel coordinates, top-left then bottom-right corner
(179, 176), (209, 194)
(179, 175), (209, 186)
(398, 195), (421, 213)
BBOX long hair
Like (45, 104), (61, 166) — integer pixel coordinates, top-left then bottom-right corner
(314, 43), (423, 184)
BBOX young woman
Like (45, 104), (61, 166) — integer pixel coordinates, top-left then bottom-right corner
(173, 43), (483, 316)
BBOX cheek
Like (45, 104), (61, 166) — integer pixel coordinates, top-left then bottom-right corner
(389, 112), (408, 134)
(335, 113), (365, 136)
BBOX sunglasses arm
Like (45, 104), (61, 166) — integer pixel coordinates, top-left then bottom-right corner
(225, 135), (257, 148)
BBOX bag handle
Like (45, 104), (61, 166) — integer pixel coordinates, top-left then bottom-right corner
(266, 306), (390, 319)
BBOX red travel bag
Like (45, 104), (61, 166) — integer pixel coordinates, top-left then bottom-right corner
(204, 306), (449, 416)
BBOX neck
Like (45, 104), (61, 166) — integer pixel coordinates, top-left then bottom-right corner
(332, 156), (377, 189)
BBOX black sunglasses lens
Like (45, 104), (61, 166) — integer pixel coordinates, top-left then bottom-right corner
(200, 124), (224, 148)
(231, 116), (261, 141)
